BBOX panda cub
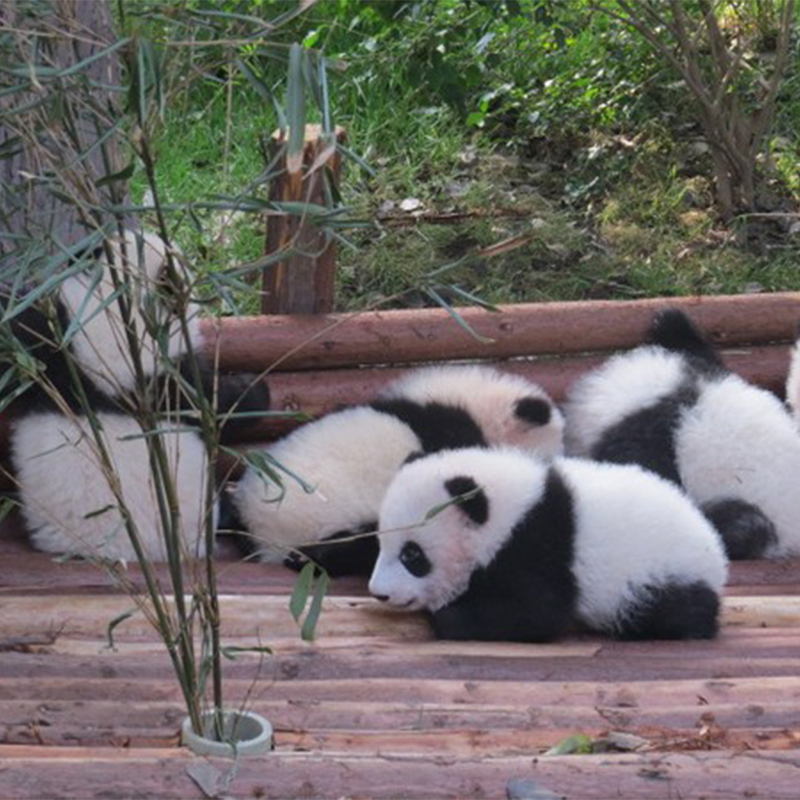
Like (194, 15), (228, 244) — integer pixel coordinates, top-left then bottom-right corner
(565, 308), (800, 559)
(370, 447), (727, 642)
(231, 364), (564, 575)
(4, 231), (269, 562)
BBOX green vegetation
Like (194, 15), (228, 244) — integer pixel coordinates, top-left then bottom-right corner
(127, 0), (800, 313)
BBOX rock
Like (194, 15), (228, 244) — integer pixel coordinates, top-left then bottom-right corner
(444, 180), (471, 198)
(399, 197), (423, 212)
(506, 777), (565, 800)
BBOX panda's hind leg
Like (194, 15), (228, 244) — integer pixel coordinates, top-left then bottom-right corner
(700, 498), (778, 560)
(616, 580), (720, 640)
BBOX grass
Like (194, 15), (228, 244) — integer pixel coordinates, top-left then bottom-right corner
(127, 2), (800, 317)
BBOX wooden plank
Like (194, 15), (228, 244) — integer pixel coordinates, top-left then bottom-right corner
(1, 593), (798, 646)
(204, 291), (800, 372)
(3, 674), (799, 710)
(0, 750), (799, 799)
(1, 516), (797, 598)
(1, 629), (799, 683)
(1, 696), (798, 749)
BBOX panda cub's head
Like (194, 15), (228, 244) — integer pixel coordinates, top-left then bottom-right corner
(379, 364), (565, 458)
(369, 447), (540, 612)
(60, 230), (202, 397)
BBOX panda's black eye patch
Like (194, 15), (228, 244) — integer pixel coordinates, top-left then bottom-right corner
(399, 541), (431, 578)
(514, 397), (552, 426)
(445, 476), (489, 525)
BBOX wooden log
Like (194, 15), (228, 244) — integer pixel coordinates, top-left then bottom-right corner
(0, 749), (799, 799)
(1, 593), (796, 645)
(1, 674), (799, 711)
(259, 342), (791, 433)
(205, 291), (800, 373)
(2, 695), (798, 749)
(262, 125), (346, 314)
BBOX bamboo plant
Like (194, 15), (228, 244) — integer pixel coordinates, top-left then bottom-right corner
(0, 0), (332, 748)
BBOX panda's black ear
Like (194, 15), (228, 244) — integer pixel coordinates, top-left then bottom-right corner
(514, 396), (552, 426)
(444, 476), (489, 525)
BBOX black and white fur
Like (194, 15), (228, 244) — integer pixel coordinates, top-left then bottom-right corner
(369, 447), (727, 642)
(565, 308), (800, 559)
(231, 364), (564, 574)
(4, 231), (269, 561)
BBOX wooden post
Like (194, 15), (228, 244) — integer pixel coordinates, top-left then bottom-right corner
(262, 124), (346, 315)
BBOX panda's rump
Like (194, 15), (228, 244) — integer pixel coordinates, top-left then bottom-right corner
(560, 458), (727, 633)
(676, 377), (800, 556)
(12, 411), (209, 561)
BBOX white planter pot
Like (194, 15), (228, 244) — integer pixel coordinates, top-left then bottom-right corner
(181, 709), (274, 757)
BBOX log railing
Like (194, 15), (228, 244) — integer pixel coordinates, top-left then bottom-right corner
(204, 290), (800, 441)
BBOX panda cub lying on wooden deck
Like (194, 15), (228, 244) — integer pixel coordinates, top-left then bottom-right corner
(231, 364), (564, 575)
(369, 447), (728, 642)
(5, 231), (269, 562)
(565, 308), (800, 560)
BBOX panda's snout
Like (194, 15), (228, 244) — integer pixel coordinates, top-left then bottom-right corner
(372, 593), (390, 603)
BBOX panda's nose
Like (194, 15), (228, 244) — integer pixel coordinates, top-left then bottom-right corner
(373, 594), (390, 603)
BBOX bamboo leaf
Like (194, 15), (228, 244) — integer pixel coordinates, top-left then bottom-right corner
(286, 43), (306, 174)
(83, 504), (116, 520)
(221, 645), (273, 661)
(0, 497), (19, 527)
(301, 570), (329, 642)
(95, 160), (136, 188)
(235, 58), (274, 104)
(424, 484), (482, 521)
(1, 37), (131, 80)
(425, 287), (496, 344)
(106, 609), (136, 651)
(336, 143), (377, 177)
(289, 561), (315, 622)
(0, 379), (33, 414)
(445, 285), (500, 312)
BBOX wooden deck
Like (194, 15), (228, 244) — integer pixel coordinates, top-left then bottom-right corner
(1, 515), (799, 799)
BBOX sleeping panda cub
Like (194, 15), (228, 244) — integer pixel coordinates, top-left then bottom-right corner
(370, 448), (727, 642)
(231, 365), (564, 575)
(5, 231), (269, 562)
(564, 308), (800, 560)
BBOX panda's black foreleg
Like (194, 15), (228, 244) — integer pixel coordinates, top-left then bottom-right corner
(164, 359), (271, 442)
(430, 593), (573, 643)
(285, 527), (380, 577)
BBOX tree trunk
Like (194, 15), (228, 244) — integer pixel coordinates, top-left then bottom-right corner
(0, 0), (127, 258)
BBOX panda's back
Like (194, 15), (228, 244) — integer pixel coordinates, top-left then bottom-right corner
(555, 457), (728, 631)
(234, 406), (421, 559)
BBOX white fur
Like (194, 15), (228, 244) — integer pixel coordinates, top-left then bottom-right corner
(786, 336), (800, 427)
(566, 345), (800, 557)
(675, 374), (800, 557)
(564, 347), (686, 456)
(559, 457), (727, 630)
(371, 448), (544, 612)
(12, 411), (211, 562)
(238, 364), (564, 563)
(234, 407), (420, 562)
(60, 231), (202, 397)
(381, 364), (565, 457)
(371, 448), (727, 634)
